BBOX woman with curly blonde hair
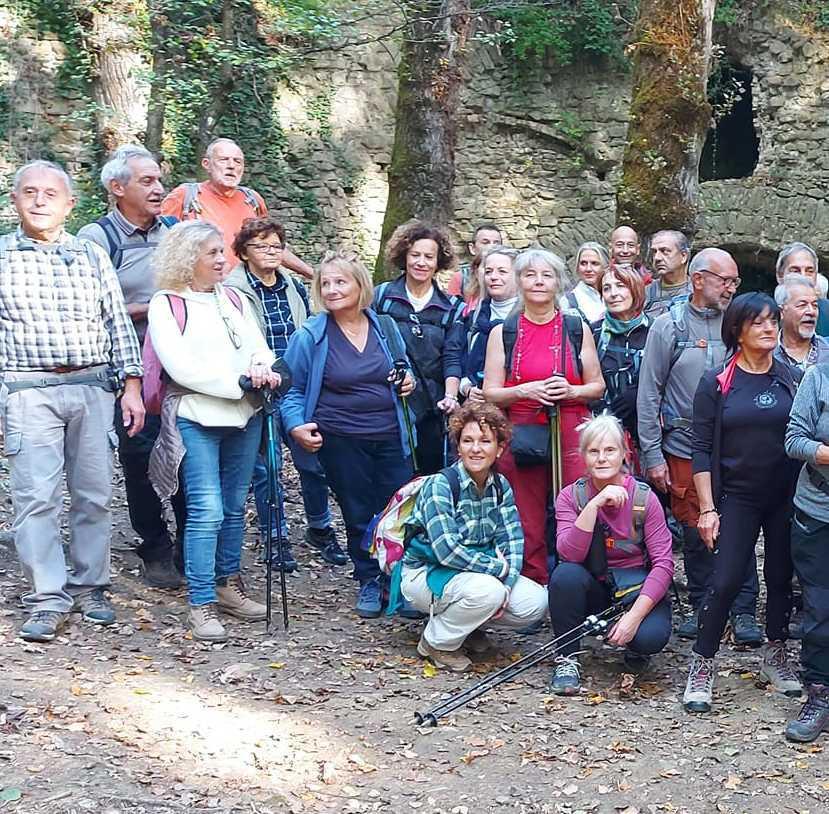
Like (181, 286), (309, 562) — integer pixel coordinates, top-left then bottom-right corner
(148, 221), (280, 643)
(400, 402), (548, 672)
(374, 220), (466, 474)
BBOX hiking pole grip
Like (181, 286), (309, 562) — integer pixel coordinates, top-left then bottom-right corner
(239, 359), (293, 395)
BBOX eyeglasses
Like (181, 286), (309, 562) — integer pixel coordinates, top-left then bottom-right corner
(700, 268), (741, 289)
(246, 243), (283, 254)
(220, 312), (242, 349)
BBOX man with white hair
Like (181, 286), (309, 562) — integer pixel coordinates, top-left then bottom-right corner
(162, 138), (312, 274)
(774, 274), (829, 373)
(1, 160), (144, 642)
(775, 242), (829, 337)
(78, 145), (184, 590)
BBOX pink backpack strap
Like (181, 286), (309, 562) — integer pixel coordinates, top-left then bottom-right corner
(167, 294), (187, 333)
(224, 286), (244, 314)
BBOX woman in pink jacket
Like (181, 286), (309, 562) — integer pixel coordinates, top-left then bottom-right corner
(548, 414), (674, 695)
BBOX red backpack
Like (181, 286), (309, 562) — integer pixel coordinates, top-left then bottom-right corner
(142, 287), (244, 414)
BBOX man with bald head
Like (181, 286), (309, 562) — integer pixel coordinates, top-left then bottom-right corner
(610, 224), (651, 281)
(162, 138), (312, 274)
(637, 247), (760, 643)
(1, 160), (144, 642)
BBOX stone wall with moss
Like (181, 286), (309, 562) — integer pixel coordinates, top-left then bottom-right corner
(3, 3), (829, 280)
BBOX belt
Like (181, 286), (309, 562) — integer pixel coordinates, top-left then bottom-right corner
(2, 365), (117, 394)
(807, 464), (829, 497)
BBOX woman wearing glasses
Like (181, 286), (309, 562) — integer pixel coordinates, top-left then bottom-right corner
(374, 220), (466, 474)
(148, 221), (280, 643)
(227, 217), (344, 572)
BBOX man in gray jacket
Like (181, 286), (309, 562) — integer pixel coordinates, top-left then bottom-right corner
(637, 248), (760, 643)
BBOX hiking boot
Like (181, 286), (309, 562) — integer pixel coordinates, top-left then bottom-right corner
(683, 652), (715, 713)
(216, 574), (267, 621)
(550, 655), (581, 695)
(258, 540), (298, 573)
(188, 604), (228, 642)
(760, 640), (803, 697)
(623, 650), (651, 674)
(785, 684), (829, 743)
(73, 589), (116, 626)
(19, 610), (68, 643)
(731, 613), (763, 647)
(677, 607), (700, 640)
(517, 619), (545, 636)
(464, 628), (495, 654)
(398, 597), (427, 620)
(356, 578), (383, 618)
(306, 526), (348, 565)
(141, 558), (183, 589)
(417, 633), (472, 673)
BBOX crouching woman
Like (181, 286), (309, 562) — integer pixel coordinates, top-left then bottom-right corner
(401, 403), (548, 673)
(549, 414), (673, 695)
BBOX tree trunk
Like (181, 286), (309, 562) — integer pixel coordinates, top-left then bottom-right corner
(375, 1), (472, 277)
(83, 1), (150, 155)
(145, 0), (168, 155)
(616, 0), (716, 237)
(197, 0), (236, 154)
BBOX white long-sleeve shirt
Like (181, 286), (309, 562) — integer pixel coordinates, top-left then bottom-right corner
(148, 284), (273, 427)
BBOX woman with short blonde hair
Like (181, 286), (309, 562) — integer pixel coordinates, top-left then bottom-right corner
(282, 249), (418, 617)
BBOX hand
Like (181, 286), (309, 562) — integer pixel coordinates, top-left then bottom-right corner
(816, 444), (829, 465)
(516, 379), (558, 407)
(646, 464), (671, 494)
(290, 422), (322, 453)
(697, 509), (720, 550)
(244, 362), (272, 389)
(121, 377), (146, 438)
(437, 394), (459, 414)
(467, 386), (486, 404)
(591, 484), (629, 510)
(607, 610), (643, 647)
(399, 373), (416, 397)
(546, 374), (574, 402)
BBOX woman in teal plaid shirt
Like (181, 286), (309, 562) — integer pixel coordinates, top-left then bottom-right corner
(401, 403), (548, 672)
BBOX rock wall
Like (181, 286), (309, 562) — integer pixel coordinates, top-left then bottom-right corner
(2, 3), (829, 278)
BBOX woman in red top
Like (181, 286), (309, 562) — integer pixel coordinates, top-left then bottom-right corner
(484, 248), (605, 585)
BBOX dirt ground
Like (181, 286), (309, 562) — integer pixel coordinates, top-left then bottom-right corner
(1, 459), (828, 814)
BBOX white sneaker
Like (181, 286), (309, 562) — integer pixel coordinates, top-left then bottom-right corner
(188, 604), (228, 642)
(683, 653), (715, 713)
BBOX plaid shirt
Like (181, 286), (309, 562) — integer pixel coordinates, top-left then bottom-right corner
(404, 462), (524, 588)
(0, 228), (142, 377)
(245, 268), (309, 356)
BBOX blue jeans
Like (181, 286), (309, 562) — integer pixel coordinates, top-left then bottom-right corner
(178, 414), (263, 605)
(317, 434), (412, 583)
(252, 411), (332, 536)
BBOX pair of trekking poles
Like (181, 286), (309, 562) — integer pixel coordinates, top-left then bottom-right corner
(239, 361), (292, 633)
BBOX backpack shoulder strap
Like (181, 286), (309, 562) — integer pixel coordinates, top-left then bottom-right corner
(240, 186), (264, 215)
(159, 215), (178, 228)
(631, 480), (651, 540)
(224, 285), (244, 314)
(375, 281), (392, 314)
(166, 294), (187, 333)
(95, 215), (122, 267)
(183, 183), (202, 216)
(502, 311), (520, 375)
(563, 312), (584, 377)
(439, 466), (462, 505)
(573, 477), (590, 511)
(668, 301), (691, 370)
(441, 294), (462, 328)
(377, 313), (406, 362)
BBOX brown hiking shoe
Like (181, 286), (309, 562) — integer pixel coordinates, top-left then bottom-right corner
(464, 628), (496, 654)
(188, 604), (228, 642)
(417, 633), (472, 673)
(216, 575), (267, 621)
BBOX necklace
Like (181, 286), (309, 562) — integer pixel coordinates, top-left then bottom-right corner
(513, 313), (563, 383)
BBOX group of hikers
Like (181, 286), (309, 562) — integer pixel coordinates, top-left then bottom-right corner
(1, 137), (828, 745)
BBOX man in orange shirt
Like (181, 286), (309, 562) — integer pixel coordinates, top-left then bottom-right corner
(161, 138), (312, 277)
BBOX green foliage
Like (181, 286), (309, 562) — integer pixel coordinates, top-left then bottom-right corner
(481, 0), (639, 69)
(714, 0), (741, 25)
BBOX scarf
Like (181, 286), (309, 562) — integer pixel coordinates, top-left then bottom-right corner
(603, 312), (648, 336)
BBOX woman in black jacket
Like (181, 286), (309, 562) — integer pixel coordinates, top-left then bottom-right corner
(683, 292), (801, 714)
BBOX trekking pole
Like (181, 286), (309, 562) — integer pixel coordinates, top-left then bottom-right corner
(389, 361), (418, 473)
(414, 603), (625, 726)
(442, 414), (450, 468)
(550, 405), (563, 496)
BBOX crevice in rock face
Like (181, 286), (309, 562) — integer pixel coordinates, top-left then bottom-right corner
(700, 64), (759, 181)
(716, 242), (776, 293)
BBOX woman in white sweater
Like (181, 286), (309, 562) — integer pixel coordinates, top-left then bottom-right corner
(148, 222), (279, 642)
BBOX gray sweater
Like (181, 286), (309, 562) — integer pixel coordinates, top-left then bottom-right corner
(785, 362), (829, 522)
(636, 302), (726, 469)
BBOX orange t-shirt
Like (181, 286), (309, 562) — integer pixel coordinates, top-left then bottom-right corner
(161, 182), (268, 266)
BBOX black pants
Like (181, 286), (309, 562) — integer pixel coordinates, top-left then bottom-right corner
(694, 491), (794, 658)
(683, 524), (759, 615)
(791, 508), (829, 685)
(115, 404), (185, 565)
(548, 562), (672, 658)
(415, 412), (448, 476)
